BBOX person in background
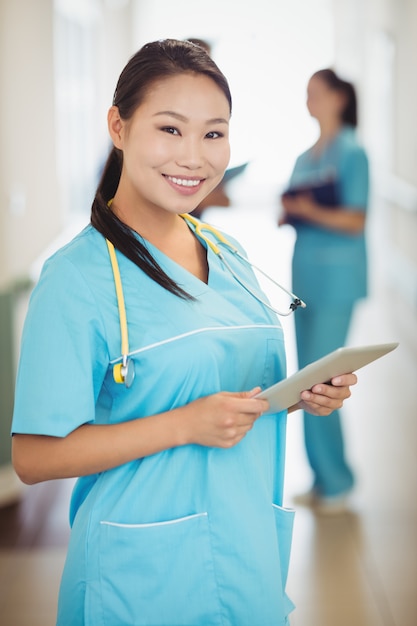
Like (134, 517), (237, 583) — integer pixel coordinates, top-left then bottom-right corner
(280, 68), (369, 514)
(11, 42), (357, 625)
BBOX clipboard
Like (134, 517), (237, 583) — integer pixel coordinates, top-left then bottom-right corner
(281, 179), (340, 227)
(282, 179), (339, 206)
(222, 162), (249, 184)
(256, 342), (399, 414)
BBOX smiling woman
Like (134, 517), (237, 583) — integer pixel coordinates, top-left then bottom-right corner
(11, 38), (357, 626)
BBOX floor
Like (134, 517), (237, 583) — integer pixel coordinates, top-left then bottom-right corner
(0, 195), (416, 626)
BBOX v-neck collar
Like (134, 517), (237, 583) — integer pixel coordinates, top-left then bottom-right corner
(141, 228), (214, 297)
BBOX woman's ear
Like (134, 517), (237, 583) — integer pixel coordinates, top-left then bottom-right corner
(108, 106), (124, 149)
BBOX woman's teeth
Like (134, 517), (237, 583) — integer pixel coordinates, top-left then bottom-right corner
(168, 176), (201, 187)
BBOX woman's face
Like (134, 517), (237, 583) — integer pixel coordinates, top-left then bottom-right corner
(110, 72), (231, 216)
(306, 76), (345, 123)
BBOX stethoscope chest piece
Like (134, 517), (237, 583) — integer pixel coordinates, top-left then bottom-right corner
(113, 358), (135, 388)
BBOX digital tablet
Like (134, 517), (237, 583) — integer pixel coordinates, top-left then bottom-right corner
(256, 342), (399, 414)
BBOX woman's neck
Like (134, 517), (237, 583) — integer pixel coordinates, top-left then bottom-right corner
(312, 119), (343, 154)
(318, 118), (343, 142)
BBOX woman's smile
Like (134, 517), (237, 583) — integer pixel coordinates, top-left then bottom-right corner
(163, 174), (205, 194)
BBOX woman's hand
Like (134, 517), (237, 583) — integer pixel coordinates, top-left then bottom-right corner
(181, 389), (269, 449)
(289, 373), (357, 415)
(280, 193), (317, 224)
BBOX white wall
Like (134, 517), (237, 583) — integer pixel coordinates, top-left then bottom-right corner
(333, 0), (417, 337)
(0, 0), (61, 288)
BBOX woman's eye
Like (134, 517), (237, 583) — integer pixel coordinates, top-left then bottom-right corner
(161, 126), (179, 135)
(206, 131), (223, 139)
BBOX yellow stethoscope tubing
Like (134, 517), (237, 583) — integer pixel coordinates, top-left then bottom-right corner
(180, 213), (306, 316)
(106, 238), (130, 384)
(180, 213), (232, 255)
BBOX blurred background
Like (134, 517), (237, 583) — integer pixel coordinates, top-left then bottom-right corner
(0, 0), (416, 625)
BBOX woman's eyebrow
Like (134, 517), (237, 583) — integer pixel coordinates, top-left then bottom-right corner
(153, 110), (229, 125)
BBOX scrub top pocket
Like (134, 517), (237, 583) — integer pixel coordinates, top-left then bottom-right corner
(98, 512), (222, 626)
(272, 504), (296, 617)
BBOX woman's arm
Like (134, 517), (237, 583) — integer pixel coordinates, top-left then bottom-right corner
(13, 376), (358, 485)
(12, 390), (269, 484)
(281, 194), (365, 234)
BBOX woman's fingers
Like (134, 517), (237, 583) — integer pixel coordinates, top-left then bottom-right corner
(187, 391), (269, 449)
(299, 373), (358, 415)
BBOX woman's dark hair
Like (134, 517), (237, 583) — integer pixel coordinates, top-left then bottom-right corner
(185, 38), (212, 56)
(91, 38), (232, 299)
(312, 68), (357, 127)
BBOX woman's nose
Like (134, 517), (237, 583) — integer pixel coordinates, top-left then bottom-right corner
(176, 137), (205, 169)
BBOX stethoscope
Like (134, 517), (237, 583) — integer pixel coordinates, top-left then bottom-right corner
(106, 213), (306, 387)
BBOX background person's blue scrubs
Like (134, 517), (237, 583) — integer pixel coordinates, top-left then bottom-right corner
(288, 125), (369, 497)
(12, 221), (295, 626)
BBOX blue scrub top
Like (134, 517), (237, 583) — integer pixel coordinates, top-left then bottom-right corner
(289, 126), (369, 308)
(12, 221), (294, 626)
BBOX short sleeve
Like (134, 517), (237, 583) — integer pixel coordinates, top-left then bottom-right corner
(339, 146), (369, 210)
(12, 255), (109, 437)
(288, 155), (305, 188)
